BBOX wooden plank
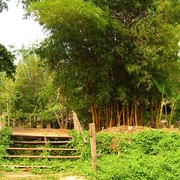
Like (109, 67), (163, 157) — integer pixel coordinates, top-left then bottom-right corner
(4, 155), (80, 159)
(11, 134), (73, 138)
(2, 165), (50, 168)
(6, 147), (77, 151)
(11, 141), (70, 144)
(97, 154), (103, 157)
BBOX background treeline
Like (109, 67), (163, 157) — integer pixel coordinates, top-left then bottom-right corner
(0, 0), (180, 130)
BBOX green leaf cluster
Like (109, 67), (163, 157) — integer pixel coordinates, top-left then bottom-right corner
(0, 44), (16, 79)
(26, 0), (180, 127)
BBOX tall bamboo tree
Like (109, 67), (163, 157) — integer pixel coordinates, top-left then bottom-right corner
(29, 0), (180, 129)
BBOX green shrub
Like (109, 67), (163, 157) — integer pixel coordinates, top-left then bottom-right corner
(0, 127), (11, 146)
(131, 130), (180, 155)
(0, 127), (11, 159)
(69, 130), (90, 158)
(1, 129), (180, 180)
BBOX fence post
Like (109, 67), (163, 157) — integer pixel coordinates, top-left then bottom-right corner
(89, 123), (97, 171)
(73, 111), (87, 144)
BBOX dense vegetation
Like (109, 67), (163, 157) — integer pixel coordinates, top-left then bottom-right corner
(29, 0), (180, 129)
(0, 0), (180, 130)
(0, 1), (180, 178)
(0, 128), (180, 179)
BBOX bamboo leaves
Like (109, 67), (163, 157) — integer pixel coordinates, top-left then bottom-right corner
(27, 0), (180, 129)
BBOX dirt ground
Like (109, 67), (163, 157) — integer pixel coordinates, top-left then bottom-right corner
(0, 171), (85, 180)
(101, 125), (180, 133)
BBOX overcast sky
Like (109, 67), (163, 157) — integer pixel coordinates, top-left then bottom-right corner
(0, 1), (45, 49)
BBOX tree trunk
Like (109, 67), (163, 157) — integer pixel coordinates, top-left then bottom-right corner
(109, 103), (113, 128)
(60, 105), (64, 128)
(122, 104), (125, 125)
(134, 98), (138, 126)
(129, 102), (133, 126)
(168, 99), (176, 128)
(117, 104), (122, 127)
(158, 98), (164, 127)
(149, 97), (154, 127)
(126, 103), (129, 126)
(155, 100), (160, 128)
(90, 95), (96, 124)
(53, 108), (62, 128)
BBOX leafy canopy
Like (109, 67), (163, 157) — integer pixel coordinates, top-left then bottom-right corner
(0, 44), (16, 79)
(28, 0), (180, 126)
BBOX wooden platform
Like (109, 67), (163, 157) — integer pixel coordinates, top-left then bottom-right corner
(2, 165), (50, 168)
(6, 147), (77, 151)
(4, 155), (81, 159)
(4, 127), (81, 159)
(11, 128), (71, 138)
(11, 141), (70, 144)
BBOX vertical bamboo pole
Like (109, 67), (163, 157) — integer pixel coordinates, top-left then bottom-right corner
(149, 97), (153, 126)
(158, 98), (164, 127)
(126, 104), (129, 126)
(117, 105), (122, 127)
(105, 106), (109, 128)
(155, 101), (160, 128)
(130, 104), (133, 126)
(89, 123), (97, 171)
(134, 99), (138, 126)
(109, 103), (113, 128)
(168, 100), (175, 128)
(122, 105), (125, 125)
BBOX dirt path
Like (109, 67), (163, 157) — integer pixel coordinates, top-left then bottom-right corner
(1, 171), (85, 180)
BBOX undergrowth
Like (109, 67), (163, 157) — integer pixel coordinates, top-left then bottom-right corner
(1, 128), (180, 179)
(0, 127), (11, 166)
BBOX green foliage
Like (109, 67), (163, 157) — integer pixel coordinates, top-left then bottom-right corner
(132, 130), (180, 155)
(0, 44), (16, 79)
(91, 150), (180, 180)
(0, 127), (11, 147)
(96, 133), (117, 154)
(7, 52), (60, 122)
(0, 127), (11, 161)
(91, 130), (180, 179)
(27, 0), (180, 126)
(1, 129), (180, 179)
(69, 130), (90, 158)
(96, 130), (180, 155)
(0, 0), (8, 13)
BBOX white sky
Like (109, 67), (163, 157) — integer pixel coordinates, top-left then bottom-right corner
(0, 0), (45, 49)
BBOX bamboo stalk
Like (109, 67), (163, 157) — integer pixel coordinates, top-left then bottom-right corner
(117, 104), (122, 127)
(134, 98), (138, 126)
(129, 102), (133, 126)
(126, 103), (129, 126)
(109, 103), (113, 128)
(158, 98), (164, 127)
(149, 97), (153, 126)
(122, 105), (125, 125)
(168, 99), (175, 128)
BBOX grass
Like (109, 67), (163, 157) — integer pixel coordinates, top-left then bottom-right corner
(0, 128), (180, 179)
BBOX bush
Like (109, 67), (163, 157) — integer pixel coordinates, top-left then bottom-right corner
(0, 127), (11, 167)
(0, 127), (12, 147)
(1, 128), (180, 180)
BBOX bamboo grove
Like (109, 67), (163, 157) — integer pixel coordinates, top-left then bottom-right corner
(24, 0), (180, 130)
